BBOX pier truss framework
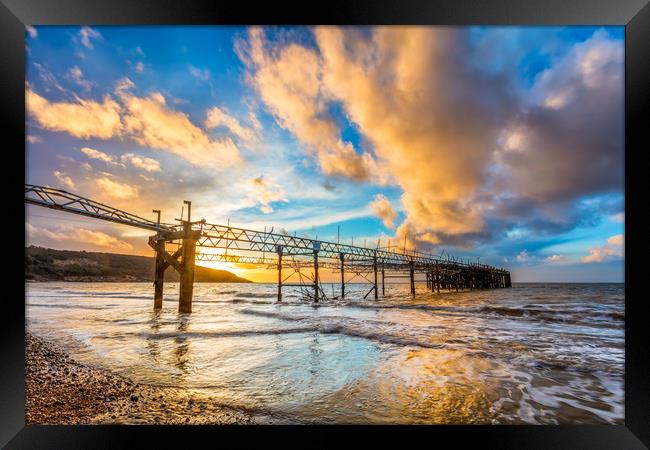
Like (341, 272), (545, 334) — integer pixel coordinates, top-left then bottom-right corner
(26, 184), (512, 313)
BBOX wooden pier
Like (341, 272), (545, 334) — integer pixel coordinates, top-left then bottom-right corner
(26, 184), (512, 313)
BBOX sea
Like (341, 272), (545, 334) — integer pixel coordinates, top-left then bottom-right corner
(25, 282), (624, 424)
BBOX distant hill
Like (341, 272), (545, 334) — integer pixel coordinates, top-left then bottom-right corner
(25, 246), (252, 283)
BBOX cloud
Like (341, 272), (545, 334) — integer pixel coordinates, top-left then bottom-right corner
(134, 62), (145, 74)
(119, 89), (243, 168)
(544, 254), (567, 264)
(32, 63), (66, 94)
(26, 88), (122, 139)
(26, 26), (37, 38)
(236, 26), (623, 251)
(120, 153), (161, 172)
(516, 249), (530, 262)
(581, 234), (624, 263)
(79, 26), (101, 49)
(611, 212), (624, 223)
(96, 177), (138, 200)
(80, 146), (116, 164)
(114, 77), (135, 94)
(237, 26), (515, 243)
(205, 106), (256, 141)
(66, 66), (95, 91)
(247, 110), (262, 131)
(235, 28), (377, 181)
(317, 26), (521, 242)
(189, 65), (210, 81)
(369, 194), (398, 228)
(52, 170), (75, 189)
(80, 147), (160, 172)
(495, 30), (623, 204)
(248, 176), (288, 213)
(76, 229), (133, 250)
(26, 135), (42, 144)
(27, 77), (243, 168)
(27, 223), (133, 250)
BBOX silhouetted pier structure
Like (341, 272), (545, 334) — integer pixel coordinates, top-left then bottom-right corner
(26, 184), (512, 313)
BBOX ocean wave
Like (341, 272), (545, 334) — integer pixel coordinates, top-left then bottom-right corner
(234, 292), (277, 299)
(26, 302), (113, 310)
(137, 327), (318, 339)
(238, 308), (446, 349)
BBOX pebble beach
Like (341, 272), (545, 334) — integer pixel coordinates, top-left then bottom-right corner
(25, 332), (253, 425)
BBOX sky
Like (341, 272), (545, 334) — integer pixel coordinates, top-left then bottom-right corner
(24, 25), (625, 282)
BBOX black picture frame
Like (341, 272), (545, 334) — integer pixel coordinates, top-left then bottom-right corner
(2, 0), (648, 447)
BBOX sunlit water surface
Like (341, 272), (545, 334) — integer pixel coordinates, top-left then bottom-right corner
(26, 282), (624, 424)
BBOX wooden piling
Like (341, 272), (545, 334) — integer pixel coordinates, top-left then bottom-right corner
(313, 247), (320, 303)
(373, 254), (378, 300)
(153, 239), (165, 309)
(178, 223), (197, 314)
(409, 261), (415, 297)
(277, 246), (283, 302)
(340, 253), (345, 299)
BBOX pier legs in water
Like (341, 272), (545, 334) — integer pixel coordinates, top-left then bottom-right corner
(409, 262), (415, 297)
(178, 224), (197, 314)
(153, 242), (165, 309)
(340, 253), (345, 300)
(149, 223), (200, 313)
(277, 246), (283, 302)
(313, 249), (319, 303)
(373, 255), (378, 300)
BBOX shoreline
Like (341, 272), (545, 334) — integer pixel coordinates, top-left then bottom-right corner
(25, 332), (255, 424)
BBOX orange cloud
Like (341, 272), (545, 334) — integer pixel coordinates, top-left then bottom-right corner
(96, 177), (138, 200)
(369, 194), (398, 228)
(315, 27), (507, 242)
(119, 89), (243, 168)
(52, 170), (75, 189)
(120, 153), (161, 172)
(238, 27), (622, 250)
(237, 27), (512, 246)
(205, 106), (256, 141)
(28, 78), (244, 170)
(236, 28), (377, 181)
(26, 88), (122, 139)
(81, 147), (117, 164)
(248, 176), (287, 214)
(581, 234), (624, 263)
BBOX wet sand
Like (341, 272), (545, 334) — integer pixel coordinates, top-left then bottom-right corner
(25, 333), (253, 424)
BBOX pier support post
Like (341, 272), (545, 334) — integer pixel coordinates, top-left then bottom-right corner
(409, 261), (415, 297)
(152, 210), (165, 310)
(153, 239), (165, 309)
(277, 246), (283, 302)
(373, 254), (378, 300)
(339, 253), (345, 299)
(381, 264), (385, 296)
(313, 243), (320, 303)
(178, 222), (197, 314)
